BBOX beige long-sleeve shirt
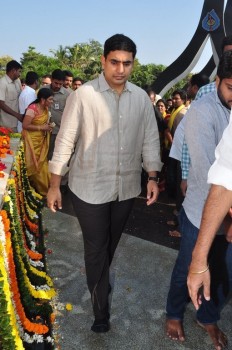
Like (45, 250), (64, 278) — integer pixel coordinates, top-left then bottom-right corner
(49, 73), (162, 204)
(0, 75), (21, 129)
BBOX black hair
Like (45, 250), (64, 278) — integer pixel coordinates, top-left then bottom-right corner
(51, 69), (65, 81)
(63, 70), (74, 78)
(190, 73), (210, 89)
(221, 35), (232, 52)
(73, 76), (84, 84)
(6, 60), (22, 72)
(42, 74), (52, 79)
(37, 87), (53, 100)
(156, 98), (167, 107)
(217, 50), (232, 80)
(104, 34), (137, 59)
(172, 89), (187, 103)
(29, 88), (54, 106)
(25, 71), (39, 85)
(25, 88), (53, 118)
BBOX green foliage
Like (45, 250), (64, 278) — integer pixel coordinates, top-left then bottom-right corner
(19, 41), (103, 82)
(130, 61), (166, 88)
(49, 39), (103, 80)
(0, 55), (13, 78)
(0, 40), (190, 95)
(20, 46), (59, 78)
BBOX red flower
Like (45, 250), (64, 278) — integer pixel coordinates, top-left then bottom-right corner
(0, 127), (13, 135)
(0, 161), (7, 171)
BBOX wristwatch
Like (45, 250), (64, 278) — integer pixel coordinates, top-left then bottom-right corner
(148, 176), (159, 183)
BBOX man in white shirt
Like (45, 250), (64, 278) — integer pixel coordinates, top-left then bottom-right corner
(18, 71), (39, 132)
(188, 111), (232, 313)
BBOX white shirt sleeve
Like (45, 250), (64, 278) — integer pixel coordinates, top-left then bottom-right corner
(19, 88), (36, 114)
(208, 109), (232, 190)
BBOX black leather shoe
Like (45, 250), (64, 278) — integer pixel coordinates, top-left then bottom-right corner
(91, 318), (110, 333)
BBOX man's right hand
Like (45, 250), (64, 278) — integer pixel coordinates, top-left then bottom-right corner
(187, 265), (211, 310)
(47, 187), (62, 212)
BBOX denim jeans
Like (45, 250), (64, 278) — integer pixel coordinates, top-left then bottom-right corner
(166, 208), (232, 324)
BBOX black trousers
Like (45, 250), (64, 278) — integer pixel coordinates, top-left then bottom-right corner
(70, 191), (134, 319)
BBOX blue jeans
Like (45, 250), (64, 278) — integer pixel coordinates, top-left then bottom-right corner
(166, 208), (232, 324)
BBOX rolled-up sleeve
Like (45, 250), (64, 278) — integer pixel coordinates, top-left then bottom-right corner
(208, 113), (232, 190)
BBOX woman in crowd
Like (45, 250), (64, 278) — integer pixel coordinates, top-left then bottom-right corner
(22, 88), (54, 196)
(156, 99), (170, 123)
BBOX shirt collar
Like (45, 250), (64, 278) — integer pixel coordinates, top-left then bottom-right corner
(48, 85), (67, 95)
(98, 72), (132, 93)
(5, 74), (14, 83)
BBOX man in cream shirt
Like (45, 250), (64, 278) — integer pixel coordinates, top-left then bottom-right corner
(47, 34), (162, 333)
(0, 60), (23, 131)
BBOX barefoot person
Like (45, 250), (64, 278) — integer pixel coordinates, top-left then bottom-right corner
(47, 34), (162, 333)
(187, 113), (232, 350)
(165, 50), (232, 350)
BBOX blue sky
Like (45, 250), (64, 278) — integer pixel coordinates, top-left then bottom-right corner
(0, 0), (218, 72)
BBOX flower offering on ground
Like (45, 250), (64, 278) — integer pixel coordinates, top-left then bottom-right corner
(0, 135), (56, 349)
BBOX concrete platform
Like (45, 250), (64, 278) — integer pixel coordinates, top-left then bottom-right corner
(43, 208), (232, 350)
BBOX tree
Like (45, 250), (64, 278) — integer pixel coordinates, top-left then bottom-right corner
(14, 42), (190, 95)
(20, 46), (59, 78)
(55, 39), (103, 80)
(0, 55), (13, 78)
(49, 45), (70, 66)
(130, 61), (166, 88)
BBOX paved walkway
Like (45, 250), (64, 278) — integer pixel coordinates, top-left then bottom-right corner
(43, 207), (232, 350)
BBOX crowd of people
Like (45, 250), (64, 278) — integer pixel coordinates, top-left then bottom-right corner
(0, 64), (83, 195)
(1, 33), (232, 349)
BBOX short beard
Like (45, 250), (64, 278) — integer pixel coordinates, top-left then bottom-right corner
(217, 84), (231, 110)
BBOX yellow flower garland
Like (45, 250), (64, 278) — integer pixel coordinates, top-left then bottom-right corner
(0, 138), (56, 346)
(0, 240), (24, 349)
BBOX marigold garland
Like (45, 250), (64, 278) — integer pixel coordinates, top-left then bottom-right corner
(5, 230), (49, 335)
(3, 180), (56, 300)
(0, 222), (24, 349)
(0, 136), (56, 348)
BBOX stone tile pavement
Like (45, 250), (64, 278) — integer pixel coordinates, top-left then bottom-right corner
(43, 208), (232, 350)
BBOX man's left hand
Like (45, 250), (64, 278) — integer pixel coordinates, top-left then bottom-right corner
(146, 180), (159, 205)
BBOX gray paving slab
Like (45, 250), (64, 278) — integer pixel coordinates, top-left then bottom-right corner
(43, 208), (232, 350)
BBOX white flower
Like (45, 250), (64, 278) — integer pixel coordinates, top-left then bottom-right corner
(46, 336), (54, 344)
